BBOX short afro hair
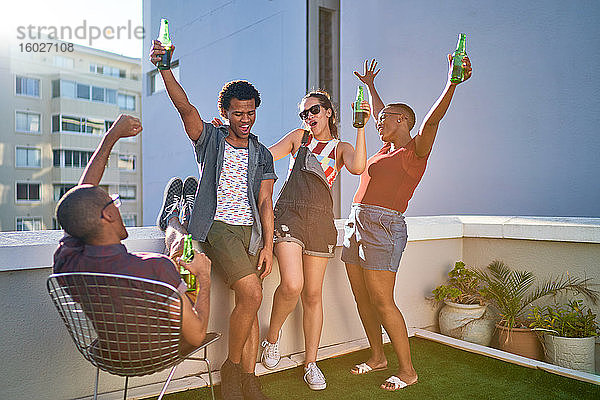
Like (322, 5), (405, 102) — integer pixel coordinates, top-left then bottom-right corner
(217, 80), (261, 118)
(387, 103), (416, 131)
(56, 185), (108, 242)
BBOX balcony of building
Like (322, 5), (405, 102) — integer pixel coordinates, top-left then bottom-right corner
(1, 216), (599, 399)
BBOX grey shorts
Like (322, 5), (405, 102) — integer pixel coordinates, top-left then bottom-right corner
(341, 203), (407, 272)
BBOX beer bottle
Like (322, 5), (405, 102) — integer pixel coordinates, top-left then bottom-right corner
(352, 86), (365, 128)
(180, 234), (196, 291)
(450, 33), (467, 83)
(156, 18), (173, 70)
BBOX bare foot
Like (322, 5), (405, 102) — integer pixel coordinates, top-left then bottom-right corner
(380, 370), (418, 391)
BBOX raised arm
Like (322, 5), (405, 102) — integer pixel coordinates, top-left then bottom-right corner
(338, 100), (369, 175)
(414, 54), (472, 157)
(79, 115), (142, 186)
(149, 40), (203, 141)
(177, 252), (211, 347)
(354, 59), (384, 124)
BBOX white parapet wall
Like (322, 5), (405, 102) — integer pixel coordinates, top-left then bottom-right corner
(0, 216), (598, 399)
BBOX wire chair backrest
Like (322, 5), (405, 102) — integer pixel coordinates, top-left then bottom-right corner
(47, 272), (185, 377)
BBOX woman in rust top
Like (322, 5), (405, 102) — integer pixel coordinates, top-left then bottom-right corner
(342, 56), (472, 391)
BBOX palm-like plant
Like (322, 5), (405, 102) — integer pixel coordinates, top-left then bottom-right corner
(476, 260), (598, 330)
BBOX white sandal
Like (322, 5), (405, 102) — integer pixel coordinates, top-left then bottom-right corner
(381, 375), (411, 391)
(351, 362), (387, 375)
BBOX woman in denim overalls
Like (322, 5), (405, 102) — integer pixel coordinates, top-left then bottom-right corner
(260, 90), (370, 390)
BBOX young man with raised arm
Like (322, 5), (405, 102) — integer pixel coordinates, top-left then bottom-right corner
(150, 41), (277, 400)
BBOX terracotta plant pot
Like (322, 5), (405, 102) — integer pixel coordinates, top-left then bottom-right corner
(496, 323), (544, 360)
(544, 334), (596, 373)
(439, 301), (495, 346)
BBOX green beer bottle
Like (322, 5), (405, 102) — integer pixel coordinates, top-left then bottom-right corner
(450, 33), (467, 83)
(352, 86), (365, 128)
(157, 18), (173, 70)
(180, 234), (196, 291)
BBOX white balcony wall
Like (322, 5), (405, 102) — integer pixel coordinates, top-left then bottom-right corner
(0, 216), (598, 399)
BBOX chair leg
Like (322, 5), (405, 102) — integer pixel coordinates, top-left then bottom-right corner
(94, 367), (100, 400)
(123, 376), (128, 400)
(205, 358), (215, 400)
(157, 364), (178, 400)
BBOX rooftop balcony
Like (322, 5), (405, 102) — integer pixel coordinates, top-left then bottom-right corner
(1, 216), (599, 399)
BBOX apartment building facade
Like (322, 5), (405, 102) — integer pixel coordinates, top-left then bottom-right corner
(1, 41), (142, 231)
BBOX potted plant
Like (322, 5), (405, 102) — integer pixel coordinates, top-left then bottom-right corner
(476, 260), (598, 360)
(529, 300), (598, 373)
(431, 261), (495, 346)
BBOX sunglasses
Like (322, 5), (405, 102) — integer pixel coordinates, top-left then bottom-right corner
(299, 104), (321, 120)
(100, 193), (121, 217)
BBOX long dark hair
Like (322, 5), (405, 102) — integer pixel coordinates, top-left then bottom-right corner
(301, 90), (338, 139)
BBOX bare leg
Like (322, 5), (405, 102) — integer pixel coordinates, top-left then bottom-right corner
(266, 242), (304, 343)
(240, 312), (260, 374)
(345, 263), (387, 371)
(300, 254), (328, 365)
(363, 269), (417, 388)
(229, 274), (263, 364)
(165, 216), (186, 256)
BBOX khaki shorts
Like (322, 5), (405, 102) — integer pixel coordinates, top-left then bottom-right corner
(203, 220), (260, 287)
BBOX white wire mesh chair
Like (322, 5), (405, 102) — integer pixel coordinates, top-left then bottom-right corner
(47, 272), (220, 400)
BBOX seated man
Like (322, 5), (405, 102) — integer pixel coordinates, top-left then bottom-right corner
(53, 114), (211, 348)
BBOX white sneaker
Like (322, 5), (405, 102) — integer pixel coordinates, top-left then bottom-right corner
(260, 336), (281, 369)
(303, 362), (326, 390)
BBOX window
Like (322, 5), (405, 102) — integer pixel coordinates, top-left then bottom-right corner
(105, 120), (114, 131)
(52, 80), (76, 98)
(53, 56), (74, 69)
(55, 149), (94, 168)
(118, 93), (135, 110)
(16, 111), (41, 133)
(149, 61), (179, 94)
(53, 184), (76, 201)
(16, 147), (41, 168)
(52, 115), (110, 135)
(118, 185), (136, 200)
(118, 154), (136, 170)
(52, 217), (62, 230)
(106, 89), (117, 104)
(16, 76), (40, 97)
(77, 83), (90, 100)
(85, 118), (105, 135)
(121, 214), (137, 227)
(92, 86), (105, 102)
(16, 217), (43, 231)
(16, 182), (40, 201)
(90, 63), (122, 78)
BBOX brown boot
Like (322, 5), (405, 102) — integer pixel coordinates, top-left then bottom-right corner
(220, 359), (244, 400)
(241, 372), (270, 400)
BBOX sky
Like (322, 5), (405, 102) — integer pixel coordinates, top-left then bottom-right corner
(4, 0), (143, 58)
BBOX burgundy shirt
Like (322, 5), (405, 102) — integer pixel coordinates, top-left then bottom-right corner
(353, 138), (429, 213)
(53, 235), (185, 292)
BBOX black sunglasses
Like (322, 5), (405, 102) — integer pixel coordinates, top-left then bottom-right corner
(100, 194), (121, 218)
(299, 104), (321, 120)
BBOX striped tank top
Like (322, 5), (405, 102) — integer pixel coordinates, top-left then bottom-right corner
(287, 134), (340, 188)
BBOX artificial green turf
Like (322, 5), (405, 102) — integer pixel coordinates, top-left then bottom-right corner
(149, 337), (600, 400)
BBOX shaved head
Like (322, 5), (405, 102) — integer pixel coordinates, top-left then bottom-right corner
(56, 185), (110, 242)
(386, 103), (416, 131)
